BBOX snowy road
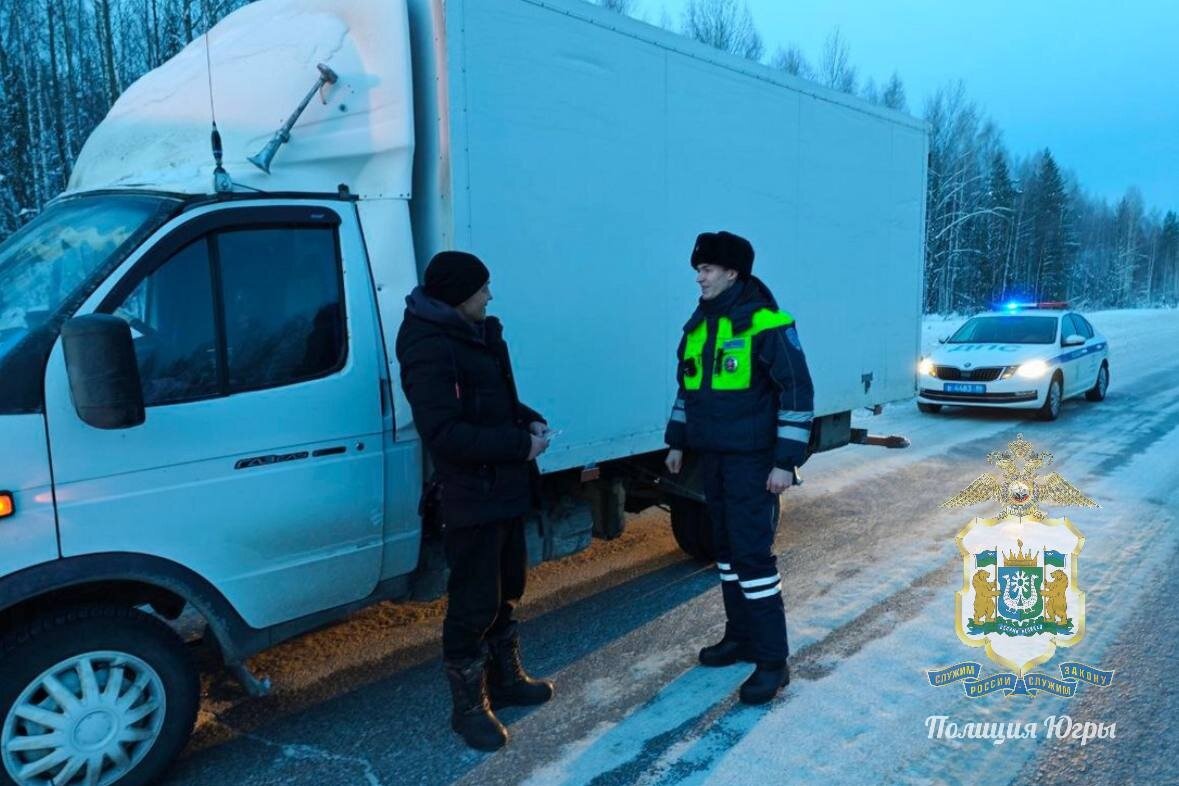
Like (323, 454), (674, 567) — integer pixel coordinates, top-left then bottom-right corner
(163, 309), (1179, 786)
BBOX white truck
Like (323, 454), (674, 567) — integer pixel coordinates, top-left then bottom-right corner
(0, 1), (926, 783)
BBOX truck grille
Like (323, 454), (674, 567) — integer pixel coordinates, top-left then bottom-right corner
(933, 365), (1004, 382)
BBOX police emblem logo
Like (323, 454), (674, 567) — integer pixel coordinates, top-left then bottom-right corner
(723, 356), (739, 373)
(927, 434), (1115, 698)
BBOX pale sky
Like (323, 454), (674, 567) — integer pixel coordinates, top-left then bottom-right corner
(652, 0), (1179, 213)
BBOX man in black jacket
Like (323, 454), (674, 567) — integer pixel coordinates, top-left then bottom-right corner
(664, 231), (814, 705)
(396, 251), (554, 751)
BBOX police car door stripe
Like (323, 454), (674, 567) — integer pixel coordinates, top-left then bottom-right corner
(738, 574), (781, 589)
(777, 410), (813, 423)
(777, 424), (810, 441)
(744, 583), (782, 600)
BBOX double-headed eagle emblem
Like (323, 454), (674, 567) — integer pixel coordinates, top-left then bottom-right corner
(941, 434), (1098, 520)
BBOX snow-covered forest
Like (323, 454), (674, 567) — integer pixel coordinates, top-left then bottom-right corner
(2, 0), (1175, 313)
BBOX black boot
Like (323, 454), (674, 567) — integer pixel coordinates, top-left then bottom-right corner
(739, 661), (790, 705)
(444, 655), (509, 751)
(698, 637), (756, 667)
(486, 625), (554, 708)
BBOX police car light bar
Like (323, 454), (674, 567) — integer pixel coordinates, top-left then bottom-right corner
(998, 300), (1069, 311)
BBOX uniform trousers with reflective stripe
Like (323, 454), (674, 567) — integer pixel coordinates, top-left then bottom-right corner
(699, 449), (789, 663)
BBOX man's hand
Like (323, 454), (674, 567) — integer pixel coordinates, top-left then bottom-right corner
(766, 467), (792, 494)
(665, 449), (684, 475)
(529, 421), (548, 436)
(527, 433), (551, 461)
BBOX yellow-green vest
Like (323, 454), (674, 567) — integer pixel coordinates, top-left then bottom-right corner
(681, 308), (795, 391)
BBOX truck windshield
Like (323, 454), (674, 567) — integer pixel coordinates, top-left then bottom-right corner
(947, 316), (1058, 345)
(0, 193), (180, 413)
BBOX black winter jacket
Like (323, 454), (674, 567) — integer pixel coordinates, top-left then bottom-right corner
(664, 277), (815, 471)
(395, 287), (545, 528)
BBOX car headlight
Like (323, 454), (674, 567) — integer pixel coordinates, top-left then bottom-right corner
(1016, 359), (1050, 379)
(918, 358), (935, 376)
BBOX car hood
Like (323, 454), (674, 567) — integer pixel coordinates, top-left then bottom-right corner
(929, 343), (1059, 368)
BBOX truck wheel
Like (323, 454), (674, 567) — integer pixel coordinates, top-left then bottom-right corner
(1085, 363), (1109, 402)
(0, 606), (198, 786)
(917, 402), (942, 414)
(669, 497), (714, 562)
(1037, 375), (1063, 421)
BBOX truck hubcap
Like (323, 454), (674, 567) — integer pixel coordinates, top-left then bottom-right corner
(2, 651), (166, 786)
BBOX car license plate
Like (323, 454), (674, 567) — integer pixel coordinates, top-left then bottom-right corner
(945, 383), (985, 394)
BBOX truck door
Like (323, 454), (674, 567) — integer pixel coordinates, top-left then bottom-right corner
(42, 203), (386, 628)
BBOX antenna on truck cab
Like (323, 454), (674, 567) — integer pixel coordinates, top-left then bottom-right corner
(248, 63), (339, 174)
(205, 29), (233, 193)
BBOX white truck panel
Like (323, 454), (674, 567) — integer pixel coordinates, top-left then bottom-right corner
(425, 0), (927, 471)
(0, 416), (59, 576)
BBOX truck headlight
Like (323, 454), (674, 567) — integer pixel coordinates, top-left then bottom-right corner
(918, 358), (935, 376)
(1016, 359), (1049, 379)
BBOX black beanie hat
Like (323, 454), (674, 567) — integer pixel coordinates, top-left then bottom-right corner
(690, 231), (755, 279)
(424, 251), (490, 306)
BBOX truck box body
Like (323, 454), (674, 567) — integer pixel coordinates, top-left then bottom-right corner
(68, 0), (928, 474)
(411, 0), (929, 470)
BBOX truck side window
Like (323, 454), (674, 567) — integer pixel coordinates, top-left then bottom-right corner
(114, 239), (219, 405)
(216, 227), (346, 392)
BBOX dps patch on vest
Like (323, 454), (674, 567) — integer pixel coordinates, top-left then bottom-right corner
(785, 326), (802, 351)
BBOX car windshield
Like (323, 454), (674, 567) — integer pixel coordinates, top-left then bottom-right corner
(947, 316), (1058, 345)
(0, 193), (179, 413)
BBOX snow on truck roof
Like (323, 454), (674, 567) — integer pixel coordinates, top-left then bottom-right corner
(67, 0), (413, 198)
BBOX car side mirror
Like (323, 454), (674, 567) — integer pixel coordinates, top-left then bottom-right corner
(1061, 334), (1085, 347)
(61, 314), (146, 429)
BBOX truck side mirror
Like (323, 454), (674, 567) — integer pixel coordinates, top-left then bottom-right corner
(61, 314), (146, 429)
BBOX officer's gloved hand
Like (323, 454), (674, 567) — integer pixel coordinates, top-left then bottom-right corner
(766, 467), (793, 494)
(665, 449), (684, 475)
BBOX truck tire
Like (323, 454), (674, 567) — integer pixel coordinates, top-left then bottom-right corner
(917, 402), (942, 414)
(669, 496), (714, 562)
(0, 606), (199, 786)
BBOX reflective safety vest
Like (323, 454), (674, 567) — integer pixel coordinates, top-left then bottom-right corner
(681, 308), (795, 391)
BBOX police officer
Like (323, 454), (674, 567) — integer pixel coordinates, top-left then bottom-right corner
(396, 251), (554, 751)
(664, 231), (814, 704)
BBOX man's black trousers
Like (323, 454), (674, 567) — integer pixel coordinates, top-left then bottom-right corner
(699, 450), (789, 663)
(442, 516), (527, 661)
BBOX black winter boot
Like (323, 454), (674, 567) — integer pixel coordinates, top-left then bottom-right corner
(444, 655), (509, 751)
(739, 661), (790, 705)
(698, 636), (756, 667)
(486, 625), (554, 708)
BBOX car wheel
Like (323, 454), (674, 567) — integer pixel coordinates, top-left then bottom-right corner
(1038, 375), (1063, 421)
(1085, 363), (1109, 402)
(0, 606), (198, 786)
(669, 496), (714, 563)
(917, 402), (942, 414)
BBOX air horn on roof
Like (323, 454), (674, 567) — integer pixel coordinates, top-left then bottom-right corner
(248, 63), (339, 174)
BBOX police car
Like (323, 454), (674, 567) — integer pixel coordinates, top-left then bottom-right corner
(916, 303), (1109, 421)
